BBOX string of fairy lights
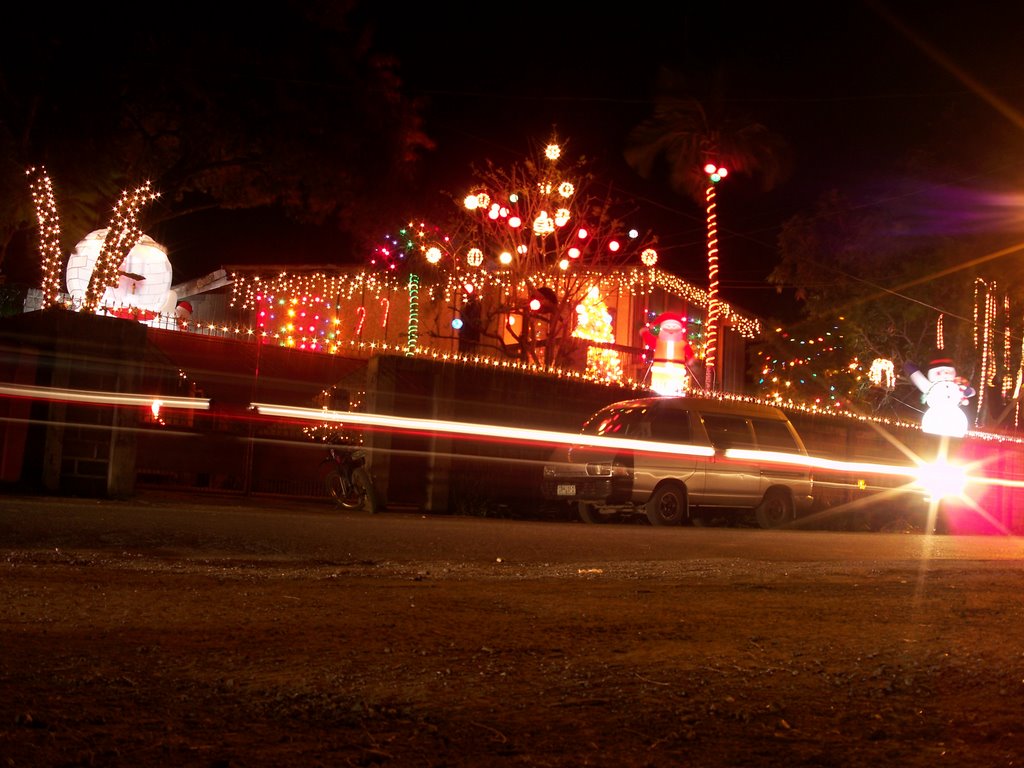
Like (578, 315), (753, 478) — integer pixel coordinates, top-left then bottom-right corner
(24, 142), (1024, 438)
(82, 181), (160, 313)
(227, 266), (760, 344)
(26, 167), (63, 309)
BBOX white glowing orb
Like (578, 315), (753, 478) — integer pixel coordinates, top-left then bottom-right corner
(499, 251), (513, 265)
(66, 228), (173, 316)
(533, 212), (555, 236)
(425, 246), (443, 264)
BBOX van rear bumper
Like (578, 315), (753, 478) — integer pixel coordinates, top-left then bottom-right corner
(540, 477), (619, 502)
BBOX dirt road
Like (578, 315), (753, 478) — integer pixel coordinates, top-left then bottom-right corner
(2, 493), (1024, 766)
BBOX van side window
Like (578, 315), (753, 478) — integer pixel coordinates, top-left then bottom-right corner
(700, 414), (755, 450)
(650, 408), (691, 442)
(751, 419), (800, 452)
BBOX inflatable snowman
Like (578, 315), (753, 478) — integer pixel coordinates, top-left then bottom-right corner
(904, 357), (975, 438)
(65, 228), (177, 325)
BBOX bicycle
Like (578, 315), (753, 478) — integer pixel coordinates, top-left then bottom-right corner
(321, 442), (380, 513)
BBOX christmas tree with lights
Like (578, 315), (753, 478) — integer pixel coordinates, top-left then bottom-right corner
(573, 286), (623, 382)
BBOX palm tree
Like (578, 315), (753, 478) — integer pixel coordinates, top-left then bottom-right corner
(625, 68), (790, 391)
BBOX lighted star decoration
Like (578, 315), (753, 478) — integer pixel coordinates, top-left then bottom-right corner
(26, 166), (63, 309)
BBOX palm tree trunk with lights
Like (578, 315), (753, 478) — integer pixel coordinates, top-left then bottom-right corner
(623, 71), (791, 393)
(704, 178), (720, 390)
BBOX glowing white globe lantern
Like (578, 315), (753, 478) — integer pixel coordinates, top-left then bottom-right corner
(65, 229), (174, 322)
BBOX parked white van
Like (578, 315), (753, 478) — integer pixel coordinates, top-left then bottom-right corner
(541, 395), (815, 528)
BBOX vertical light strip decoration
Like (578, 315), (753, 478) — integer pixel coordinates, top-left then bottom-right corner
(1004, 294), (1013, 402)
(974, 279), (997, 424)
(26, 167), (63, 309)
(83, 181), (160, 313)
(702, 163), (727, 390)
(406, 274), (419, 356)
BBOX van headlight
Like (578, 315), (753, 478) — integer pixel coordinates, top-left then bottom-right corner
(914, 459), (968, 501)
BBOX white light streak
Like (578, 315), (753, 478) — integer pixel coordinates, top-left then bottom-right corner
(251, 403), (716, 458)
(0, 383), (209, 411)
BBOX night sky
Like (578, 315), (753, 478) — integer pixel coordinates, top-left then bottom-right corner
(8, 2), (1024, 321)
(376, 2), (1024, 317)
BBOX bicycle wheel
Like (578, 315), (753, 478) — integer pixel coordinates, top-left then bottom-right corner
(325, 470), (363, 509)
(352, 467), (380, 514)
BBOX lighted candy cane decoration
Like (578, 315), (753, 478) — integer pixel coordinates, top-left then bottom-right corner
(27, 167), (63, 309)
(380, 297), (390, 329)
(355, 306), (366, 337)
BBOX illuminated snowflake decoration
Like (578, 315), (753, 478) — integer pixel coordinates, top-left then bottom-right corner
(545, 143), (561, 161)
(641, 248), (658, 267)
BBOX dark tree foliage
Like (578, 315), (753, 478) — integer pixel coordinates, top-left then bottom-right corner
(0, 1), (434, 285)
(762, 188), (1024, 422)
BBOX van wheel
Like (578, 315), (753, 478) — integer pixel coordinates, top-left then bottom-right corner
(646, 484), (687, 526)
(578, 502), (610, 524)
(756, 488), (794, 529)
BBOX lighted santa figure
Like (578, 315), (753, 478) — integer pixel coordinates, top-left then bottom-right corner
(175, 300), (193, 330)
(904, 356), (975, 438)
(641, 312), (699, 396)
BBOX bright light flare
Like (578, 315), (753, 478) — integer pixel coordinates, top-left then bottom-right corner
(727, 447), (974, 502)
(915, 459), (968, 501)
